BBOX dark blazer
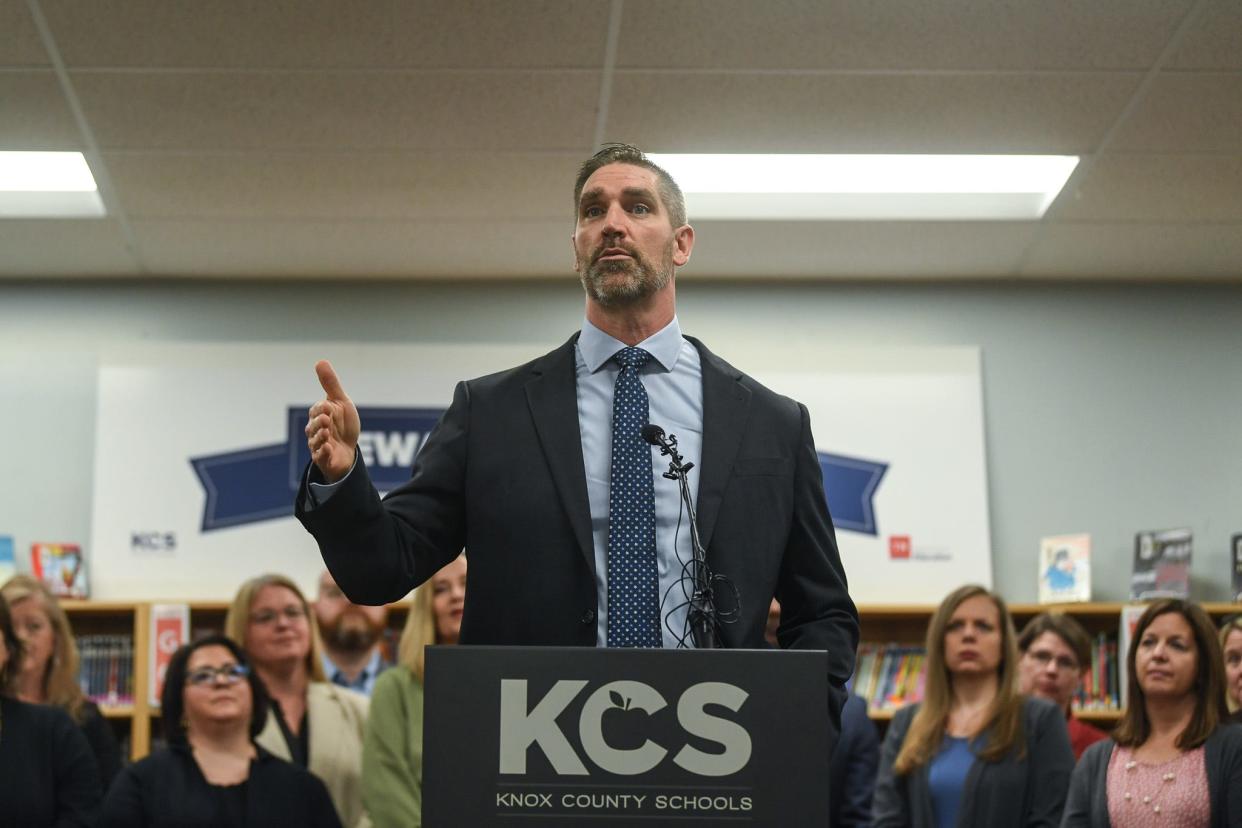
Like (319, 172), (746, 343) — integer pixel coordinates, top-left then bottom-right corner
(830, 693), (880, 828)
(297, 334), (858, 723)
(97, 743), (342, 828)
(0, 696), (101, 828)
(1059, 724), (1242, 828)
(872, 697), (1074, 828)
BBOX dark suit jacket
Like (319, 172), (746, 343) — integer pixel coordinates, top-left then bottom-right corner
(296, 334), (858, 724)
(830, 694), (880, 828)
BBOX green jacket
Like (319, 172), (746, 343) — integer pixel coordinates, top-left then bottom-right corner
(361, 667), (424, 828)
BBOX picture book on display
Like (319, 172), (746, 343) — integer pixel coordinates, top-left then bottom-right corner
(0, 535), (15, 584)
(1038, 533), (1091, 604)
(1118, 604), (1147, 710)
(1130, 527), (1192, 601)
(1233, 533), (1242, 602)
(30, 542), (88, 599)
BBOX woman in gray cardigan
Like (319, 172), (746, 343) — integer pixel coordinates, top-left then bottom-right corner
(873, 585), (1074, 828)
(1060, 599), (1242, 828)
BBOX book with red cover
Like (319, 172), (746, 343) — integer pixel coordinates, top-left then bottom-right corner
(30, 542), (88, 598)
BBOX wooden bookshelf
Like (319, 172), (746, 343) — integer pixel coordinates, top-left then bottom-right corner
(856, 601), (1241, 726)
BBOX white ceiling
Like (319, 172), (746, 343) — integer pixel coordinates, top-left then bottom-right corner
(1, 0), (1240, 281)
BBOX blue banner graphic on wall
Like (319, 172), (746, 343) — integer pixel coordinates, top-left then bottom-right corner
(191, 407), (888, 536)
(190, 406), (445, 532)
(818, 452), (888, 536)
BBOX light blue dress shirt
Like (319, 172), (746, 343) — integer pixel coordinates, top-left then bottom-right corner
(575, 316), (703, 648)
(320, 648), (387, 696)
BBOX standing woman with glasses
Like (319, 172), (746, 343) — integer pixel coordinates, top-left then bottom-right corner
(97, 635), (341, 827)
(225, 574), (370, 828)
(1016, 612), (1108, 760)
(0, 592), (101, 827)
(1, 574), (123, 788)
(1062, 599), (1242, 828)
(872, 584), (1074, 828)
(1220, 614), (1242, 726)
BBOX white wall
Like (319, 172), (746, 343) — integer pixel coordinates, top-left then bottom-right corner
(2, 278), (1239, 603)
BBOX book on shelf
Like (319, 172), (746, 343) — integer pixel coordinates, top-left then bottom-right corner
(30, 541), (89, 599)
(853, 643), (927, 712)
(1038, 533), (1091, 604)
(1232, 533), (1242, 602)
(1072, 632), (1119, 713)
(0, 535), (15, 584)
(1130, 527), (1192, 601)
(77, 634), (135, 706)
(1117, 604), (1147, 710)
(149, 604), (189, 706)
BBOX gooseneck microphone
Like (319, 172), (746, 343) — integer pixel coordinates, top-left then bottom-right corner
(642, 423), (721, 649)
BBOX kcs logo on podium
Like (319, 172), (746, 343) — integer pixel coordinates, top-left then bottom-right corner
(499, 679), (751, 777)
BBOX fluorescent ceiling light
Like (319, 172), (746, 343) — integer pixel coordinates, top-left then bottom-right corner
(646, 154), (1078, 220)
(0, 151), (106, 218)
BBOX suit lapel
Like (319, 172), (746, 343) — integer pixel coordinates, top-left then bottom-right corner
(525, 334), (597, 577)
(688, 336), (751, 552)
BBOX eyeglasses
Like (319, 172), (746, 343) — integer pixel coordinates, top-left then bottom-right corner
(1024, 649), (1080, 672)
(250, 606), (307, 626)
(187, 663), (250, 687)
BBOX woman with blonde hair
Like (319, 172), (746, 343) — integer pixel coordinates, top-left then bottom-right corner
(225, 573), (370, 827)
(1220, 614), (1242, 725)
(361, 554), (466, 828)
(1062, 599), (1242, 827)
(873, 584), (1073, 828)
(1, 574), (122, 787)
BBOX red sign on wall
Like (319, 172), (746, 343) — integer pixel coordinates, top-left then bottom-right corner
(889, 535), (911, 559)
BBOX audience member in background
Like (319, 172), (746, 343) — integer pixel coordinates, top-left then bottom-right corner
(1220, 614), (1242, 726)
(1062, 599), (1242, 827)
(767, 597), (878, 827)
(226, 574), (370, 827)
(97, 635), (341, 827)
(314, 569), (391, 696)
(1, 575), (122, 788)
(362, 554), (465, 828)
(1016, 612), (1108, 760)
(873, 584), (1074, 828)
(0, 592), (101, 827)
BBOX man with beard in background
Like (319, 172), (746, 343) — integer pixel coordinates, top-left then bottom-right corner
(314, 569), (391, 696)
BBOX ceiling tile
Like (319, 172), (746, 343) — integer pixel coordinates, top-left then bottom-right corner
(1166, 0), (1242, 70)
(1021, 223), (1242, 279)
(0, 71), (81, 149)
(40, 0), (611, 69)
(0, 219), (138, 276)
(619, 0), (1191, 70)
(0, 1), (48, 67)
(606, 72), (1140, 153)
(104, 151), (581, 220)
(1057, 153), (1242, 222)
(1109, 73), (1242, 152)
(683, 220), (1039, 278)
(71, 71), (599, 151)
(131, 218), (575, 277)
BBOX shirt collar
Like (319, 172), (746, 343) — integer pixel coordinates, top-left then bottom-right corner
(322, 649), (384, 686)
(579, 315), (684, 374)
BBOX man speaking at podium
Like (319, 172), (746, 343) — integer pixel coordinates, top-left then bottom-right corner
(296, 144), (858, 727)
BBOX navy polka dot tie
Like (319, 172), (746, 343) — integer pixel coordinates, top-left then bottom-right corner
(607, 346), (662, 648)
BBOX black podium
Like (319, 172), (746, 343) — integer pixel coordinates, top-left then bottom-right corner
(423, 646), (831, 826)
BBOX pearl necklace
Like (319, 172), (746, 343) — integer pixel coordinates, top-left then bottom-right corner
(1122, 758), (1178, 816)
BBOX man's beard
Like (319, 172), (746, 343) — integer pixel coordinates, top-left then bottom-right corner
(320, 608), (385, 654)
(580, 242), (674, 308)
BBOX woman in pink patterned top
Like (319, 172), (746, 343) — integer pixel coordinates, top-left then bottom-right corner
(1060, 600), (1242, 828)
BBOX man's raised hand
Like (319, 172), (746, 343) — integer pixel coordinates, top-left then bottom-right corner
(306, 360), (361, 483)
